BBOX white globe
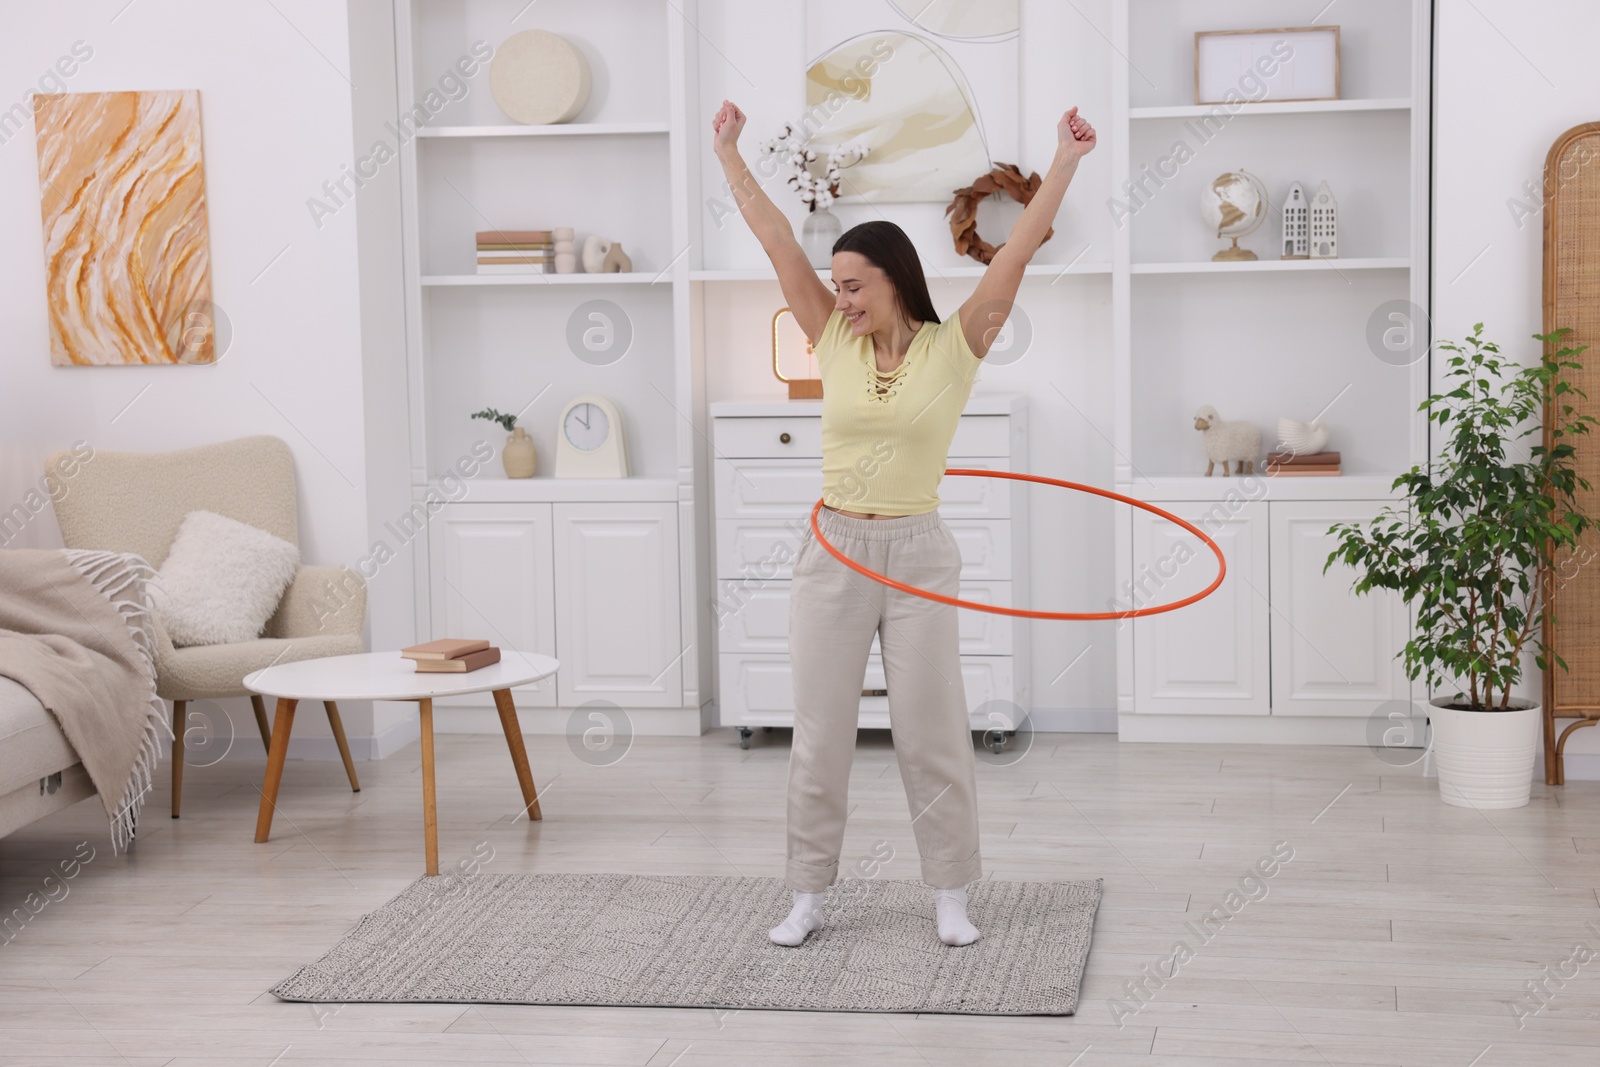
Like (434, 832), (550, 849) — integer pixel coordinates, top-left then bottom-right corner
(1199, 171), (1268, 239)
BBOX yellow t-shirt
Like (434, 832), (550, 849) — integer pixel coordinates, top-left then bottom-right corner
(813, 307), (982, 516)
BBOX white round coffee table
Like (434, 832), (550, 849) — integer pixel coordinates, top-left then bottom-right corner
(244, 650), (559, 875)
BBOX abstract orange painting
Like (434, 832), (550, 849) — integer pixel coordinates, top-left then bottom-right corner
(34, 90), (215, 366)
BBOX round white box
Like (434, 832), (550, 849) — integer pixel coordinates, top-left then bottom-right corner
(490, 30), (591, 125)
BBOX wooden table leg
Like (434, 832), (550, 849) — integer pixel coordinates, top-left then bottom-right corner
(250, 694), (273, 752)
(171, 701), (186, 819)
(254, 698), (298, 843)
(324, 700), (361, 792)
(493, 688), (542, 822)
(420, 697), (438, 876)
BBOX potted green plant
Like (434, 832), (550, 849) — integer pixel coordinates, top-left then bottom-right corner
(1327, 324), (1596, 808)
(473, 407), (536, 478)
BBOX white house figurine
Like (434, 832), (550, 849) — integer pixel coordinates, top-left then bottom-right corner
(1310, 180), (1338, 259)
(1281, 182), (1308, 259)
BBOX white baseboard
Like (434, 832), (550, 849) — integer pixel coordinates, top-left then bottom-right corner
(707, 705), (1118, 734)
(204, 718), (419, 764)
(1536, 750), (1600, 782)
(204, 703), (1600, 786)
(1116, 713), (1379, 745)
(1020, 707), (1119, 733)
(428, 705), (707, 737)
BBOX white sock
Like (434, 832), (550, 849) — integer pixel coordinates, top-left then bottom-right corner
(769, 890), (826, 946)
(933, 886), (981, 946)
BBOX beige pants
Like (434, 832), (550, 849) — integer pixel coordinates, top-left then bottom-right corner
(785, 505), (982, 892)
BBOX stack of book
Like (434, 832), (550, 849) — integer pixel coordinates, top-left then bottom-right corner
(1266, 450), (1341, 476)
(402, 638), (502, 673)
(476, 230), (553, 275)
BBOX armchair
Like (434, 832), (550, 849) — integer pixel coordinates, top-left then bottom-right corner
(47, 435), (365, 817)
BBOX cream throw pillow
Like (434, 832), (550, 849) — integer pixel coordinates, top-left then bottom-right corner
(150, 510), (300, 647)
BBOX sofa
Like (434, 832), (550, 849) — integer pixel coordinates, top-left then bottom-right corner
(0, 676), (98, 839)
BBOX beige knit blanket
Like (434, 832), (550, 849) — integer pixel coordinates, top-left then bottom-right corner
(0, 549), (166, 852)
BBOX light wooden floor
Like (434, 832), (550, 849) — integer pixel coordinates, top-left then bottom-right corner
(2, 728), (1598, 1066)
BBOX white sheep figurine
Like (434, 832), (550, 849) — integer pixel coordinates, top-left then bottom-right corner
(1193, 404), (1261, 476)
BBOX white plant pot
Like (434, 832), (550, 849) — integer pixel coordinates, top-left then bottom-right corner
(1428, 696), (1541, 809)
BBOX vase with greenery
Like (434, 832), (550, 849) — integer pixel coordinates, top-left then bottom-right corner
(473, 407), (536, 478)
(1326, 324), (1595, 807)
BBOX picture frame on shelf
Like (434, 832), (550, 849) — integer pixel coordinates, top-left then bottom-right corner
(1195, 26), (1340, 105)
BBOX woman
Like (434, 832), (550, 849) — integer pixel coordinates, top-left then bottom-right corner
(710, 99), (1096, 947)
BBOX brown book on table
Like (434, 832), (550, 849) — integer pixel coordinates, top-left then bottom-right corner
(1266, 466), (1342, 476)
(402, 638), (490, 661)
(1266, 450), (1341, 466)
(414, 647), (501, 673)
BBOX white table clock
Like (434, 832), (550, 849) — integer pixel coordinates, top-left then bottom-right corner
(555, 393), (629, 477)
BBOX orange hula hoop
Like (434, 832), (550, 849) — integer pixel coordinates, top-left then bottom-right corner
(808, 469), (1226, 621)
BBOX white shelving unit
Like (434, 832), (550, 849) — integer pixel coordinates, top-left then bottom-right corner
(392, 0), (708, 734)
(384, 0), (1434, 746)
(1110, 0), (1433, 741)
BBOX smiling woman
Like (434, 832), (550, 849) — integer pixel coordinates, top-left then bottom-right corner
(709, 94), (1095, 950)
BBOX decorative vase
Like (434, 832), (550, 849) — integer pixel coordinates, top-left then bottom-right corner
(601, 242), (632, 273)
(1428, 696), (1541, 809)
(554, 227), (576, 274)
(581, 234), (610, 273)
(802, 206), (841, 268)
(502, 426), (537, 478)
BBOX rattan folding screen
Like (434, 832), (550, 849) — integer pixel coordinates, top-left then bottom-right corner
(1541, 121), (1600, 785)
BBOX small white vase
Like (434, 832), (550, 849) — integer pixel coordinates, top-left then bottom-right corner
(581, 234), (611, 273)
(802, 206), (841, 268)
(554, 227), (576, 275)
(1429, 696), (1541, 809)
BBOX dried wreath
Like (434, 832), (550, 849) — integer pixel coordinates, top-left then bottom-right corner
(945, 162), (1053, 265)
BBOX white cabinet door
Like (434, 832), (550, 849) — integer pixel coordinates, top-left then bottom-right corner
(429, 502), (557, 707)
(1131, 500), (1269, 715)
(1269, 500), (1410, 716)
(552, 502), (682, 708)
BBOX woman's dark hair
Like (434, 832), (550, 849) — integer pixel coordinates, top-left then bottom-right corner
(831, 220), (940, 326)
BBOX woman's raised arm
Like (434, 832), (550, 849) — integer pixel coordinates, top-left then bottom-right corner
(712, 100), (834, 344)
(959, 106), (1097, 359)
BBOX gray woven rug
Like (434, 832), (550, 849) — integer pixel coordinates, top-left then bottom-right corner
(271, 873), (1101, 1015)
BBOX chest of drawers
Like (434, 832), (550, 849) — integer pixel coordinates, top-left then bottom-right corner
(708, 394), (1030, 747)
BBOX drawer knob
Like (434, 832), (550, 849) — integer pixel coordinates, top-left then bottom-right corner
(779, 432), (791, 444)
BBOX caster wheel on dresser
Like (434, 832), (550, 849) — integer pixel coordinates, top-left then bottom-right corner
(739, 727), (753, 750)
(984, 729), (1012, 754)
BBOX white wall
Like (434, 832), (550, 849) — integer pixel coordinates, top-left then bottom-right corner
(1433, 0), (1600, 772)
(0, 0), (397, 758)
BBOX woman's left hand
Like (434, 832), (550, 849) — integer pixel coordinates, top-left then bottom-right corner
(1058, 106), (1097, 160)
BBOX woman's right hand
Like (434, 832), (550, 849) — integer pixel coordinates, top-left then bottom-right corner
(712, 99), (745, 155)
